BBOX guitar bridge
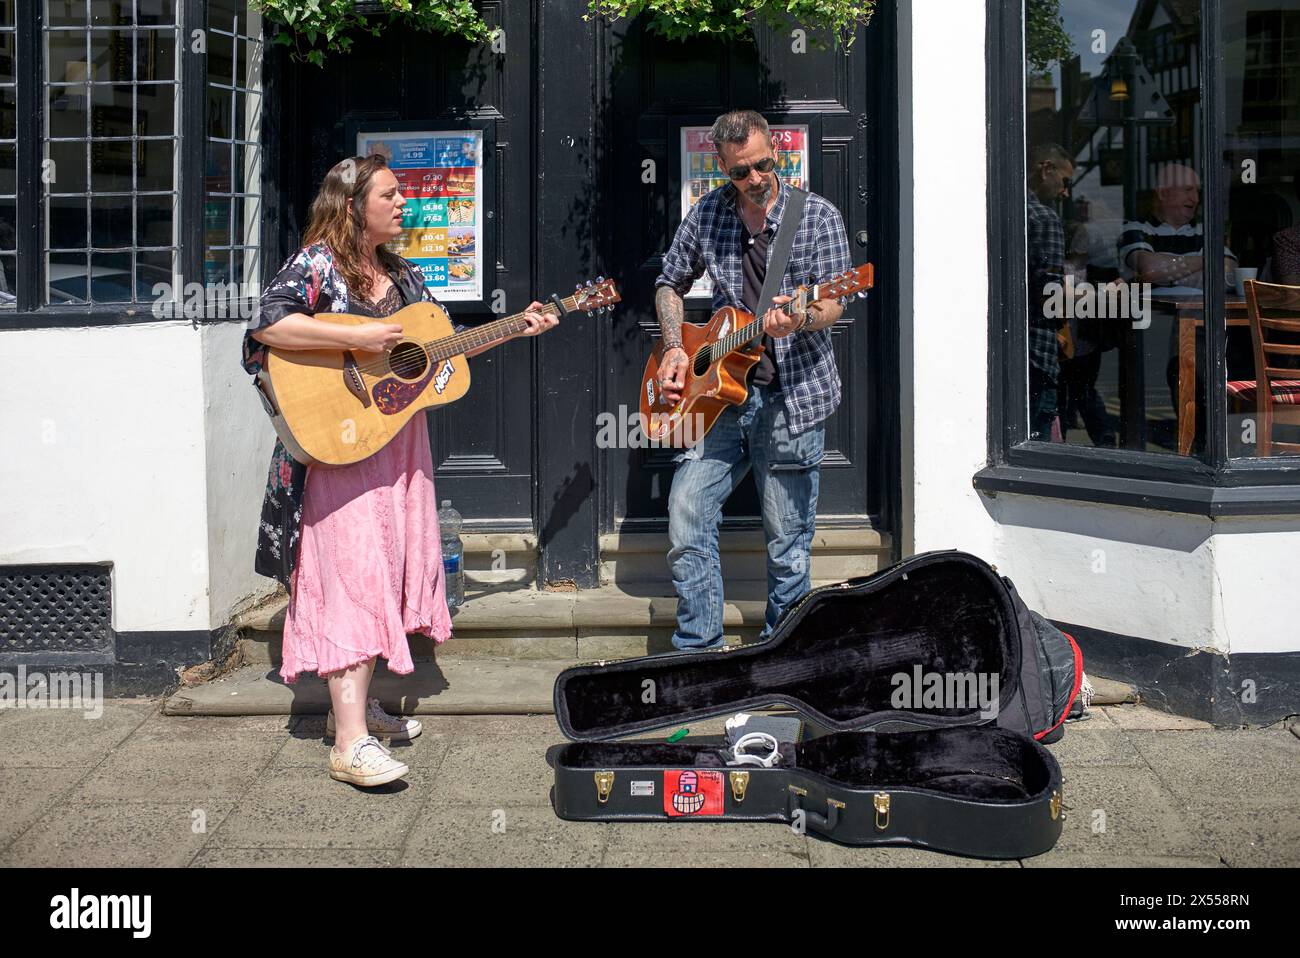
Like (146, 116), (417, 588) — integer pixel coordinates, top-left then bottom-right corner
(341, 351), (372, 408)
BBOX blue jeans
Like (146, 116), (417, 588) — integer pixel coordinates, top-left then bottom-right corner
(667, 385), (824, 651)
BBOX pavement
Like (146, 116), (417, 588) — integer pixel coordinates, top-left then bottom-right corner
(1, 699), (1297, 867)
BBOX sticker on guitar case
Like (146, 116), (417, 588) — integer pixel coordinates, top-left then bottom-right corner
(664, 769), (725, 817)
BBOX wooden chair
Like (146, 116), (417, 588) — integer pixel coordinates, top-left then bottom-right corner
(1228, 280), (1300, 455)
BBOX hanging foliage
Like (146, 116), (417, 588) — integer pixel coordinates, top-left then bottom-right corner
(252, 1), (492, 67)
(1026, 0), (1074, 74)
(586, 1), (876, 51)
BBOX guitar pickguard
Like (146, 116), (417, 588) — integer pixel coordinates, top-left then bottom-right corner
(372, 358), (454, 415)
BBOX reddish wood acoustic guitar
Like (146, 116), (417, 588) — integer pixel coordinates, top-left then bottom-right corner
(638, 264), (874, 449)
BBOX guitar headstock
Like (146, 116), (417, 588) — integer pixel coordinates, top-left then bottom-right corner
(816, 263), (874, 301)
(574, 277), (622, 315)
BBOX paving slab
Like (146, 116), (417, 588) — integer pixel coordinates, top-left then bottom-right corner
(1102, 705), (1213, 730)
(1127, 730), (1300, 808)
(66, 715), (287, 802)
(401, 804), (606, 867)
(0, 801), (235, 868)
(1046, 726), (1145, 768)
(1023, 854), (1223, 868)
(806, 842), (1021, 867)
(1180, 804), (1300, 867)
(0, 768), (88, 850)
(426, 737), (556, 807)
(190, 846), (402, 867)
(1050, 765), (1207, 859)
(165, 659), (561, 716)
(0, 700), (157, 768)
(206, 765), (431, 850)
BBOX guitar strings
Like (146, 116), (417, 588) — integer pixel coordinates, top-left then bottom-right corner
(349, 294), (595, 378)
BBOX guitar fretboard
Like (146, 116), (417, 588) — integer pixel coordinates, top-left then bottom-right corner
(424, 296), (574, 362)
(704, 287), (814, 365)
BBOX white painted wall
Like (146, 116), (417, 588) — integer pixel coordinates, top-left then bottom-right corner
(898, 0), (998, 560)
(0, 320), (277, 639)
(200, 322), (280, 630)
(0, 322), (213, 632)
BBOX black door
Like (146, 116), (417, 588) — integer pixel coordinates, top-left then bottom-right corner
(591, 16), (887, 533)
(276, 1), (537, 530)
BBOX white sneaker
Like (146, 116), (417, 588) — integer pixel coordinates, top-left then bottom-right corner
(326, 698), (423, 741)
(329, 735), (409, 787)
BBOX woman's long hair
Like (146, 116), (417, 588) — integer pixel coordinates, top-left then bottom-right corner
(301, 154), (406, 299)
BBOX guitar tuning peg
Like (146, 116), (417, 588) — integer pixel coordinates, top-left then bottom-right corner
(856, 291), (867, 299)
(586, 280), (594, 287)
(597, 275), (605, 283)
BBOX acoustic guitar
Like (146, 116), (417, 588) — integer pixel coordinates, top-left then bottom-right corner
(638, 264), (873, 449)
(259, 278), (621, 466)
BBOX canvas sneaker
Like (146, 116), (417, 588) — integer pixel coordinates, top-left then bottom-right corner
(326, 698), (423, 741)
(329, 735), (409, 787)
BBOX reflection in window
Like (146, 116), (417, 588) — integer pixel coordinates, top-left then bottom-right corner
(1023, 0), (1218, 457)
(1223, 1), (1300, 458)
(42, 0), (180, 306)
(0, 1), (15, 308)
(205, 1), (262, 302)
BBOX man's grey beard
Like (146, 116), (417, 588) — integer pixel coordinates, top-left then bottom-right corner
(746, 180), (773, 206)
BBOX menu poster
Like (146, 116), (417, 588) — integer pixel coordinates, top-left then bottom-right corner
(357, 129), (484, 302)
(679, 125), (810, 299)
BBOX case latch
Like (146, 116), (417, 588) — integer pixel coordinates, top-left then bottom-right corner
(874, 792), (891, 831)
(1050, 790), (1062, 821)
(594, 771), (614, 804)
(729, 770), (750, 803)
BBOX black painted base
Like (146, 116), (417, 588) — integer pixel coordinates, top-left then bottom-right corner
(0, 626), (238, 699)
(1057, 620), (1300, 727)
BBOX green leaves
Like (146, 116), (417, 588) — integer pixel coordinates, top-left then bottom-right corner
(587, 0), (875, 48)
(1026, 0), (1073, 73)
(251, 0), (492, 66)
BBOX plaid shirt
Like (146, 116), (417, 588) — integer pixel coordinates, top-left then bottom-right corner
(1026, 190), (1065, 380)
(655, 176), (853, 435)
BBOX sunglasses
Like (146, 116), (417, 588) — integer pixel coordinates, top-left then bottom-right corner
(726, 156), (777, 181)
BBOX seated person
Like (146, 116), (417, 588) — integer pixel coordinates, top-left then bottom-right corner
(1118, 162), (1236, 289)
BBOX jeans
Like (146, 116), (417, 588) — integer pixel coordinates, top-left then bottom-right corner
(667, 384), (824, 651)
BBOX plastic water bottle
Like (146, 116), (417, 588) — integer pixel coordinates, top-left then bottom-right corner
(438, 499), (465, 610)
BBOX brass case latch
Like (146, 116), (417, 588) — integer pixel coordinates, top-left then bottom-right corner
(874, 792), (891, 831)
(594, 771), (614, 804)
(729, 770), (750, 803)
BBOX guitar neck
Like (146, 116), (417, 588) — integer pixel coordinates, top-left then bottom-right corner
(425, 295), (573, 361)
(714, 285), (822, 358)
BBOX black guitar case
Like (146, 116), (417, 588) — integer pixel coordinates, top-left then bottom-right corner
(549, 551), (1081, 858)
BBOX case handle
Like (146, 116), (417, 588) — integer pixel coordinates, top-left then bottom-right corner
(786, 785), (845, 832)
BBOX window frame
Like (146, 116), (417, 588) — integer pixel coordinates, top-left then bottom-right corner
(3, 0), (265, 329)
(978, 0), (1300, 517)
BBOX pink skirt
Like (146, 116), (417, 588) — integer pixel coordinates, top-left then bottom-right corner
(280, 415), (452, 684)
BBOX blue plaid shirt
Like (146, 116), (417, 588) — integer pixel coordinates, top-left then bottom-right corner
(654, 176), (853, 435)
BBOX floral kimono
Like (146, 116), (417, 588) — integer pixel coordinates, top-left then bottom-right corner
(242, 243), (449, 591)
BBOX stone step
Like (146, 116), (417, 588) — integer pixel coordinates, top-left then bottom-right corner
(236, 583), (787, 665)
(599, 526), (890, 584)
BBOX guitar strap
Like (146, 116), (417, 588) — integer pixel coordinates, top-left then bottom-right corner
(749, 185), (809, 349)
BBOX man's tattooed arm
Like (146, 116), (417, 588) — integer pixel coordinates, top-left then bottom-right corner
(655, 285), (685, 346)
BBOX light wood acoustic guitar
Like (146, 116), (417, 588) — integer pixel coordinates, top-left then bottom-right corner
(638, 264), (874, 449)
(259, 278), (621, 466)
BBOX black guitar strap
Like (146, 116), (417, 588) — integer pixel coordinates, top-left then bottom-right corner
(749, 186), (809, 349)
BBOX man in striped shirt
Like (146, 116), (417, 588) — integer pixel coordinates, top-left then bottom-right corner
(1118, 163), (1236, 289)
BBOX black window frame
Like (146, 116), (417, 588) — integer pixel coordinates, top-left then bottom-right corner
(5, 0), (269, 330)
(978, 0), (1300, 517)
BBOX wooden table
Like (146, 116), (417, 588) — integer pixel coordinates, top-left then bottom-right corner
(1155, 296), (1249, 457)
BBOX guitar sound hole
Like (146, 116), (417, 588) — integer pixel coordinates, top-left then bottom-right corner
(692, 350), (711, 377)
(387, 341), (429, 381)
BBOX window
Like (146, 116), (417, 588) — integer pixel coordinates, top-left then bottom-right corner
(205, 0), (261, 297)
(43, 0), (181, 307)
(983, 0), (1300, 514)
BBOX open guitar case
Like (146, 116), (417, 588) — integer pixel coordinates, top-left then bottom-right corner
(550, 551), (1084, 859)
